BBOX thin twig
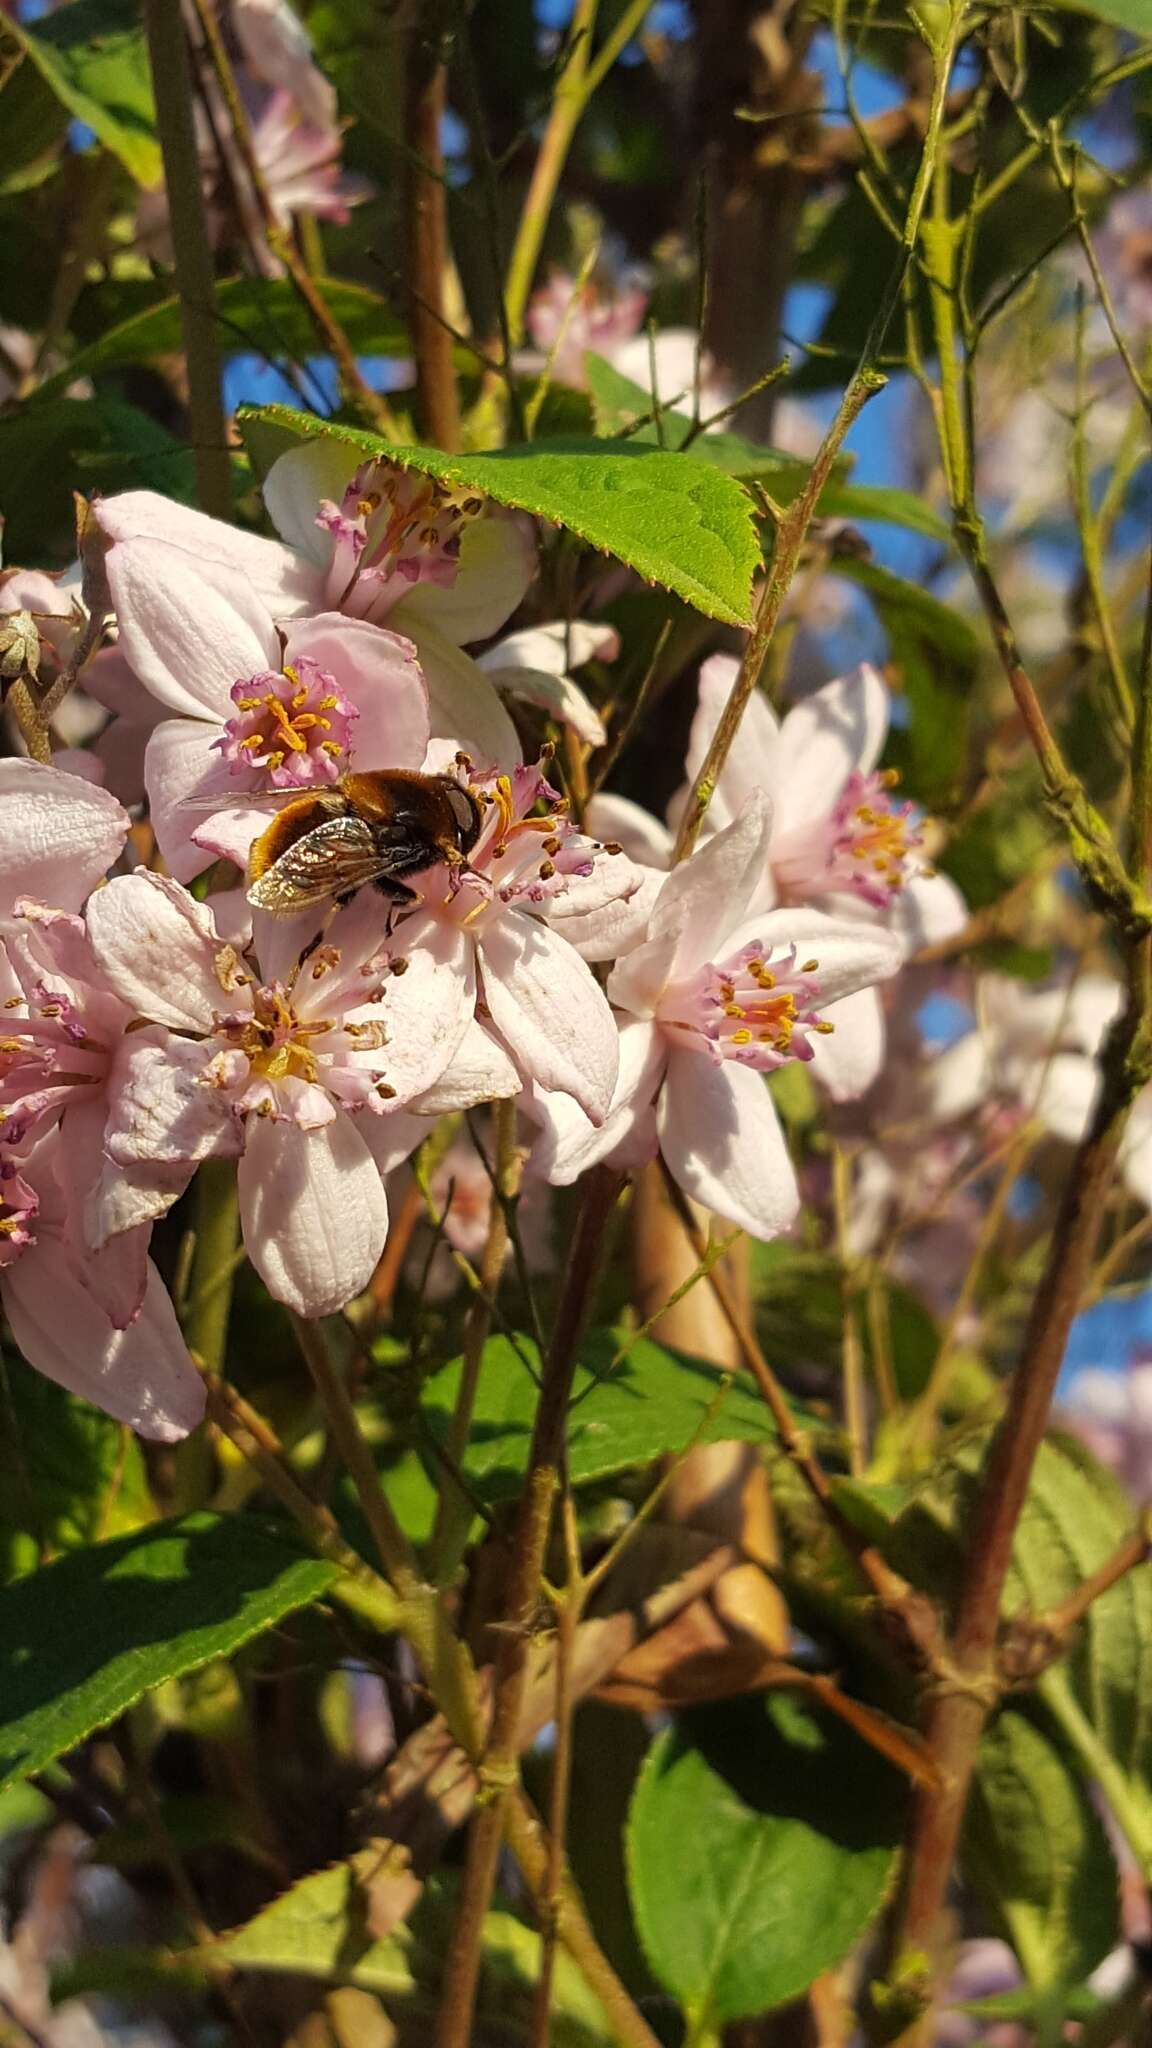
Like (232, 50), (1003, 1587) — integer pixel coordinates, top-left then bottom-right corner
(402, 7), (460, 448)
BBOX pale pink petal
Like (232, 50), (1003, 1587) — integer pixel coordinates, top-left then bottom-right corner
(284, 613), (429, 768)
(477, 911), (619, 1123)
(108, 538), (280, 720)
(191, 805), (266, 870)
(547, 860), (662, 962)
(770, 665), (890, 838)
(412, 1016), (521, 1111)
(478, 621), (618, 678)
(658, 1049), (799, 1240)
(722, 908), (905, 1007)
(807, 983), (886, 1102)
(99, 490), (319, 613)
(414, 623), (521, 771)
(144, 717), (240, 881)
(262, 440), (361, 565)
(585, 793), (673, 870)
(608, 796), (772, 1016)
(2, 1241), (204, 1440)
(0, 760), (128, 913)
(238, 1111), (389, 1316)
(919, 1033), (988, 1124)
(392, 513), (536, 647)
(360, 1111), (428, 1176)
(88, 1154), (196, 1246)
(77, 1224), (151, 1331)
(359, 913), (475, 1104)
(102, 1032), (239, 1173)
(530, 1017), (664, 1183)
(681, 653), (781, 830)
(890, 870), (968, 953)
(85, 871), (230, 1030)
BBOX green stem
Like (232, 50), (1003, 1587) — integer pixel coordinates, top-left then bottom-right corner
(1040, 1668), (1152, 1878)
(183, 1159), (240, 1378)
(141, 0), (233, 521)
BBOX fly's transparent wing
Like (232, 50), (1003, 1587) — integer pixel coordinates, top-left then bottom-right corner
(246, 816), (390, 913)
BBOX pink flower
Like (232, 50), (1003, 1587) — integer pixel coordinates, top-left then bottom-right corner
(475, 621), (614, 747)
(531, 794), (904, 1239)
(232, 0), (337, 130)
(0, 758), (129, 915)
(250, 91), (366, 229)
(98, 467), (533, 771)
(0, 1132), (202, 1441)
(592, 660), (967, 1100)
(99, 531), (430, 879)
(526, 267), (651, 389)
(84, 872), (489, 1316)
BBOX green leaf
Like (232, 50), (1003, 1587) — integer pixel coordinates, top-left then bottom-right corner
(0, 53), (70, 195)
(35, 276), (412, 402)
(238, 406), (760, 625)
(0, 397), (195, 563)
(222, 1864), (613, 2043)
(940, 772), (1053, 911)
(4, 0), (159, 185)
(421, 1331), (788, 1503)
(1066, 0), (1152, 32)
(0, 1513), (339, 1790)
(627, 1694), (903, 2026)
(965, 1708), (1119, 1989)
(583, 353), (952, 540)
(0, 1358), (151, 1583)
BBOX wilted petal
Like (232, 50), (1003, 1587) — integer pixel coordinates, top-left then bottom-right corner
(770, 665), (890, 838)
(485, 664), (606, 746)
(238, 1111), (389, 1316)
(658, 1049), (799, 1240)
(0, 760), (129, 913)
(86, 871), (230, 1031)
(478, 911), (619, 1123)
(2, 1240), (204, 1440)
(108, 538), (280, 721)
(392, 513), (536, 647)
(479, 620), (619, 678)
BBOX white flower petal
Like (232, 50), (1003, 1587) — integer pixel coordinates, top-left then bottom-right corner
(102, 1032), (239, 1172)
(770, 664), (890, 836)
(97, 489), (320, 612)
(86, 871), (229, 1030)
(658, 1049), (799, 1241)
(529, 1017), (664, 1183)
(807, 983), (887, 1102)
(368, 912), (476, 1103)
(478, 910), (619, 1122)
(1030, 1050), (1100, 1146)
(608, 795), (772, 1016)
(261, 440), (361, 566)
(585, 793), (673, 870)
(239, 1111), (389, 1316)
(2, 1240), (204, 1441)
(108, 537), (281, 720)
(919, 1032), (988, 1124)
(487, 665), (606, 746)
(0, 760), (129, 912)
(722, 907), (905, 1007)
(412, 1016), (521, 1111)
(891, 870), (968, 953)
(144, 717), (240, 882)
(391, 512), (536, 647)
(478, 621), (618, 678)
(548, 860), (663, 963)
(359, 1110), (428, 1176)
(680, 653), (781, 830)
(415, 621), (521, 771)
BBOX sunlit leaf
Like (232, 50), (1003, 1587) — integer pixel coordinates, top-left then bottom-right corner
(4, 0), (159, 185)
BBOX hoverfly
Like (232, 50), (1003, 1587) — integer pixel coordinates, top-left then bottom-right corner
(241, 770), (484, 917)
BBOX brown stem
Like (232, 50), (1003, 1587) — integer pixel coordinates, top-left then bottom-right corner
(188, 0), (397, 436)
(402, 9), (461, 450)
(528, 1493), (581, 2048)
(886, 986), (1150, 2017)
(1037, 1512), (1152, 1641)
(434, 1166), (624, 2048)
(290, 1314), (422, 1593)
(141, 0), (233, 523)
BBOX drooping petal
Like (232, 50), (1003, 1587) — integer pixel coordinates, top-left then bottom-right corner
(108, 538), (281, 721)
(807, 983), (887, 1102)
(0, 760), (129, 913)
(284, 613), (430, 768)
(483, 664), (606, 746)
(608, 795), (772, 1017)
(477, 911), (619, 1123)
(85, 871), (232, 1031)
(658, 1048), (799, 1240)
(391, 513), (536, 647)
(411, 1015), (521, 1111)
(530, 1017), (664, 1184)
(584, 793), (673, 870)
(769, 665), (890, 838)
(359, 1110), (428, 1176)
(97, 490), (321, 612)
(1, 1240), (204, 1440)
(238, 1111), (389, 1316)
(144, 717), (240, 881)
(413, 621), (521, 770)
(478, 621), (619, 678)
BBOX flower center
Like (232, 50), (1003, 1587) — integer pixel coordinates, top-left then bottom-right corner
(774, 769), (922, 910)
(318, 460), (486, 619)
(214, 658), (357, 788)
(218, 985), (333, 1087)
(0, 1158), (37, 1267)
(0, 984), (109, 1145)
(660, 941), (834, 1071)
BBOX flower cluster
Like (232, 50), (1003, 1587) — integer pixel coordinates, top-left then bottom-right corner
(0, 436), (961, 1441)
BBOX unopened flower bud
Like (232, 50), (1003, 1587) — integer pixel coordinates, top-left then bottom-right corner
(0, 609), (41, 687)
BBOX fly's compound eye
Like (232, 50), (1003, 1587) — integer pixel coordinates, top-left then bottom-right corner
(444, 782), (482, 850)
